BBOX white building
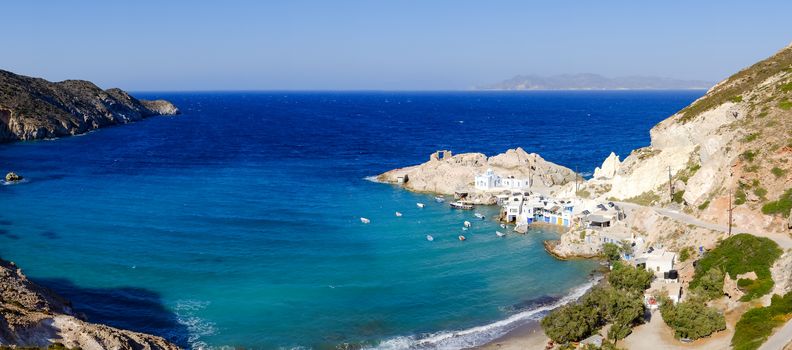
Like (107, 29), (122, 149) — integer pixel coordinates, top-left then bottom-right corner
(475, 169), (502, 190)
(474, 169), (530, 191)
(643, 249), (676, 275)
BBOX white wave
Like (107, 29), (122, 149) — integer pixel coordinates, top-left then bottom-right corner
(365, 277), (601, 350)
(364, 175), (386, 183)
(174, 299), (218, 350)
(1, 178), (30, 186)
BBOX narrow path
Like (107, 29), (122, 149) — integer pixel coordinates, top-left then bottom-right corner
(758, 319), (792, 350)
(615, 202), (792, 249)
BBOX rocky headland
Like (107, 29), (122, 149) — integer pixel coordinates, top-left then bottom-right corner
(376, 147), (579, 204)
(0, 69), (179, 143)
(0, 257), (179, 350)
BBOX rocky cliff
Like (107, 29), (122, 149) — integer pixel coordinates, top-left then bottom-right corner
(0, 69), (179, 142)
(0, 257), (179, 350)
(376, 147), (579, 203)
(575, 42), (792, 235)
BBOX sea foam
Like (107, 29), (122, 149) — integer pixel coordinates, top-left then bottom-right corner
(366, 277), (600, 350)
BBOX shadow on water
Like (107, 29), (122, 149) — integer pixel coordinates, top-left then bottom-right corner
(34, 278), (191, 348)
(0, 228), (20, 240)
(39, 230), (60, 239)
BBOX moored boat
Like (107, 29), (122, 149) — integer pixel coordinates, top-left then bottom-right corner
(360, 217), (370, 224)
(496, 231), (506, 237)
(458, 235), (466, 241)
(474, 213), (485, 220)
(434, 196), (445, 203)
(395, 211), (403, 217)
(426, 234), (434, 241)
(450, 201), (473, 210)
(417, 202), (425, 208)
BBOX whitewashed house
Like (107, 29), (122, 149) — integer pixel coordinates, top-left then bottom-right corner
(643, 249), (676, 275)
(474, 169), (530, 191)
(475, 168), (502, 190)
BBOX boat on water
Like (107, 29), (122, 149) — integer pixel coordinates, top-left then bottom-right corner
(426, 235), (434, 241)
(496, 231), (506, 237)
(360, 217), (370, 224)
(463, 221), (472, 228)
(450, 201), (473, 210)
(500, 223), (506, 229)
(474, 213), (485, 220)
(416, 203), (425, 208)
(434, 196), (445, 203)
(395, 211), (403, 217)
(458, 235), (466, 241)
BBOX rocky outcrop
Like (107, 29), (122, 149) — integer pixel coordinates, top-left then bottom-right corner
(0, 258), (179, 350)
(593, 152), (621, 179)
(376, 147), (578, 201)
(580, 42), (792, 234)
(0, 69), (179, 143)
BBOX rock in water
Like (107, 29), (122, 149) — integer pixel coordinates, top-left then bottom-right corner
(5, 171), (22, 182)
(0, 69), (180, 143)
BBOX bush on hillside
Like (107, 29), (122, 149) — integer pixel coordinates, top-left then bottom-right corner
(761, 189), (792, 217)
(689, 234), (781, 301)
(602, 243), (621, 263)
(732, 292), (792, 350)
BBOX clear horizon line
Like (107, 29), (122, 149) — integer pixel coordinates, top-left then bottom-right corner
(130, 88), (710, 94)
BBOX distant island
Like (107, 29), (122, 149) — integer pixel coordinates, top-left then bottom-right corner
(478, 73), (712, 90)
(0, 69), (179, 143)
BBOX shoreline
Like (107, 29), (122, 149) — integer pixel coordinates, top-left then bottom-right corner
(473, 320), (549, 350)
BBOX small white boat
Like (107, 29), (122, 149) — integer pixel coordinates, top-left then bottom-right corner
(417, 203), (425, 208)
(496, 231), (506, 237)
(434, 196), (445, 203)
(500, 223), (506, 229)
(426, 235), (434, 241)
(474, 213), (486, 220)
(360, 217), (370, 224)
(458, 235), (466, 241)
(463, 221), (472, 228)
(395, 211), (403, 217)
(450, 201), (473, 210)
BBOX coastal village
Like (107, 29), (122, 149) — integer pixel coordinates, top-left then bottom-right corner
(376, 39), (792, 349)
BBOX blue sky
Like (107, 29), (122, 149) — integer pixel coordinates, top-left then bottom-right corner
(2, 0), (791, 90)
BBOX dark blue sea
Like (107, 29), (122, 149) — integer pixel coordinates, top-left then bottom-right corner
(0, 91), (702, 349)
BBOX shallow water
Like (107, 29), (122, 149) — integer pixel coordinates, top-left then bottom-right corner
(0, 91), (701, 349)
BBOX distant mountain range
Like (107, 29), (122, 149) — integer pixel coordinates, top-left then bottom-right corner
(478, 73), (712, 90)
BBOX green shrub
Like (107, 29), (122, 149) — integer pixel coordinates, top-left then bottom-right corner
(602, 243), (622, 263)
(735, 188), (747, 205)
(542, 285), (644, 344)
(771, 167), (787, 178)
(743, 133), (760, 142)
(672, 190), (686, 204)
(731, 95), (744, 103)
(698, 200), (710, 210)
(761, 188), (792, 217)
(689, 234), (782, 301)
(753, 187), (768, 199)
(780, 81), (792, 92)
(779, 99), (792, 110)
(692, 268), (725, 299)
(660, 298), (726, 340)
(577, 190), (591, 199)
(608, 262), (653, 293)
(624, 191), (661, 206)
(732, 292), (792, 350)
(741, 150), (757, 162)
(679, 246), (693, 262)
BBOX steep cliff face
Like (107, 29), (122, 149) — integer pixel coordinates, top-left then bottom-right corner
(584, 42), (792, 234)
(0, 69), (179, 142)
(0, 258), (179, 350)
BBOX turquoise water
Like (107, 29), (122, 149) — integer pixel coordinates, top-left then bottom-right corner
(0, 91), (702, 349)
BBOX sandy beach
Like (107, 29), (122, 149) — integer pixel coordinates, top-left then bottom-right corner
(474, 320), (549, 350)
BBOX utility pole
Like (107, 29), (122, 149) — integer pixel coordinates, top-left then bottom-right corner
(575, 166), (579, 194)
(728, 190), (733, 236)
(667, 166), (674, 202)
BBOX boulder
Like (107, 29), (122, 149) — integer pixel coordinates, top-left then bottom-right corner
(5, 172), (22, 182)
